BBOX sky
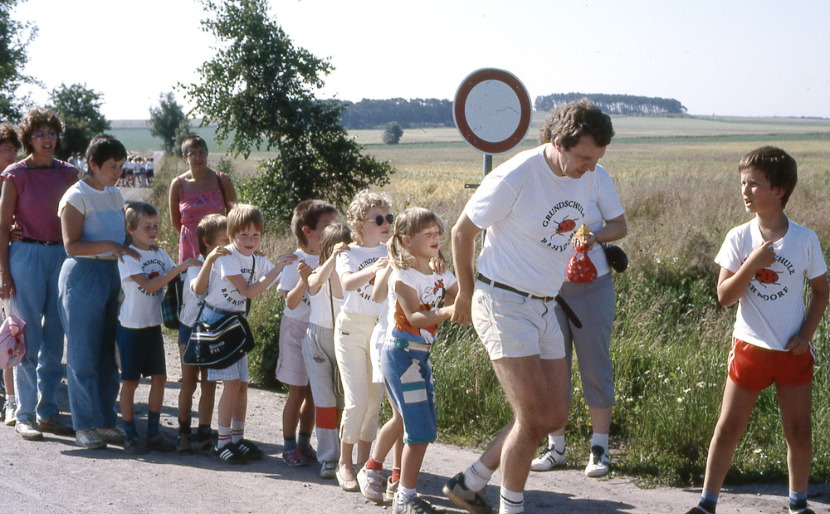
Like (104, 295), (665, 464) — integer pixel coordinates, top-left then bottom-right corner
(10, 0), (830, 120)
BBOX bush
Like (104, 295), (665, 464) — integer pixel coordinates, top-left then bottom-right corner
(382, 122), (403, 144)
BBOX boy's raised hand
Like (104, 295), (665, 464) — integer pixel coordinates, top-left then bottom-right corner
(373, 256), (389, 272)
(333, 242), (350, 256)
(179, 257), (201, 271)
(276, 252), (299, 269)
(747, 240), (776, 271)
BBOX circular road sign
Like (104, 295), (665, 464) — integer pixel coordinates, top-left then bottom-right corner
(453, 68), (532, 155)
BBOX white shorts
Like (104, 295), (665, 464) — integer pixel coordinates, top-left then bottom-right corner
(207, 354), (249, 382)
(471, 281), (565, 360)
(276, 316), (309, 386)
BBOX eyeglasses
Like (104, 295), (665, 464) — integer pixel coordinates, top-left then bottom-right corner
(369, 213), (394, 226)
(33, 131), (58, 140)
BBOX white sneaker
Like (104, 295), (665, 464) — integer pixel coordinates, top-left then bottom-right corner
(530, 445), (566, 471)
(584, 445), (610, 478)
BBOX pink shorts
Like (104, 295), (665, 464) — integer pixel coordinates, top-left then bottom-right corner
(728, 338), (814, 391)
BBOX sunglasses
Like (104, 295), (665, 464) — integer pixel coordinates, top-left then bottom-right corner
(370, 213), (394, 226)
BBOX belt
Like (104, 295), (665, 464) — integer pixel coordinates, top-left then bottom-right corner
(387, 337), (431, 353)
(476, 274), (582, 329)
(21, 237), (62, 246)
(76, 255), (118, 261)
(477, 274), (556, 302)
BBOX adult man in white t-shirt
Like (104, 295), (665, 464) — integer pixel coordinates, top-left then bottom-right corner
(444, 99), (616, 514)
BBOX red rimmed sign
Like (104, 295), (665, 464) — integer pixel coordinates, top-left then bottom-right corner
(453, 68), (532, 155)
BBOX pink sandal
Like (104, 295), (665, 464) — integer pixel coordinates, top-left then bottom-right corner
(283, 447), (310, 467)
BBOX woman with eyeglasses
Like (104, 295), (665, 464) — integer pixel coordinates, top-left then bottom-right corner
(168, 134), (237, 264)
(0, 107), (79, 441)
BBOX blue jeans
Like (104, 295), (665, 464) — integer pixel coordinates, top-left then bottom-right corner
(8, 241), (66, 424)
(59, 258), (120, 431)
(381, 338), (436, 444)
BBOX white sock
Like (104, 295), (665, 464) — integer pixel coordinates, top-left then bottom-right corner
(217, 425), (231, 448)
(231, 420), (245, 444)
(591, 433), (609, 451)
(547, 434), (566, 452)
(499, 486), (524, 514)
(463, 459), (494, 492)
(396, 485), (417, 503)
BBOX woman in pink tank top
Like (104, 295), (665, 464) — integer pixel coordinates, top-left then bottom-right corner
(168, 135), (237, 263)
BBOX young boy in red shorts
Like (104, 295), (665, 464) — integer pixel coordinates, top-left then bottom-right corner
(687, 147), (828, 514)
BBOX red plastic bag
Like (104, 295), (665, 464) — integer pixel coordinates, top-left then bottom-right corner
(566, 226), (597, 283)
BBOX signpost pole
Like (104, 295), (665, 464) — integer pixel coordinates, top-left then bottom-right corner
(483, 154), (492, 178)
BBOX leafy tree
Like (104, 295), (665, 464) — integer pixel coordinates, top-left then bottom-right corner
(382, 121), (403, 144)
(48, 83), (110, 159)
(183, 0), (393, 222)
(149, 92), (189, 154)
(0, 0), (39, 121)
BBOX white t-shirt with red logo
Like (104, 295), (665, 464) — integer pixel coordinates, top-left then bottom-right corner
(204, 245), (277, 313)
(118, 246), (177, 328)
(336, 243), (387, 316)
(465, 144), (597, 298)
(715, 217), (827, 351)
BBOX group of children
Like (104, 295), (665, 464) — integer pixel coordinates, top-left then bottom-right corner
(117, 155), (155, 188)
(0, 126), (825, 514)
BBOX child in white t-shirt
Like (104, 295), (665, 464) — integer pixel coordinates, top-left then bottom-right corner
(277, 200), (336, 466)
(688, 147), (828, 514)
(176, 213), (229, 454)
(333, 190), (391, 490)
(117, 202), (199, 454)
(194, 204), (296, 464)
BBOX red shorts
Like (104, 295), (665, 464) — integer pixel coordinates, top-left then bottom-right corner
(728, 338), (814, 391)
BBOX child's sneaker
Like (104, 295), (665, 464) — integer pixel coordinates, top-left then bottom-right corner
(443, 472), (494, 514)
(177, 432), (193, 454)
(584, 445), (610, 478)
(147, 433), (176, 452)
(194, 434), (213, 455)
(530, 445), (566, 471)
(213, 443), (246, 465)
(4, 400), (16, 426)
(235, 439), (264, 460)
(357, 466), (386, 503)
(394, 495), (437, 514)
(37, 415), (74, 435)
(320, 461), (337, 479)
(385, 476), (399, 502)
(124, 436), (150, 455)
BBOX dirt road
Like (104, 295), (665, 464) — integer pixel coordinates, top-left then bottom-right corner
(2, 335), (827, 513)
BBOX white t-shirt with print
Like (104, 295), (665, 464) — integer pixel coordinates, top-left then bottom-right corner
(715, 217), (827, 351)
(336, 243), (387, 316)
(278, 249), (319, 321)
(204, 245), (277, 313)
(465, 144), (597, 297)
(386, 268), (457, 346)
(118, 246), (177, 328)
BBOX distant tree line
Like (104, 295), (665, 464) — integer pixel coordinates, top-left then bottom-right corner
(535, 93), (687, 115)
(339, 98), (453, 129)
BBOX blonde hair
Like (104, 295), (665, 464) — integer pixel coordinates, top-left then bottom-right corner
(319, 222), (352, 262)
(227, 203), (264, 236)
(388, 207), (446, 270)
(345, 190), (391, 245)
(197, 213), (228, 257)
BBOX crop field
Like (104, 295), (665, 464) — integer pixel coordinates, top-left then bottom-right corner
(146, 115), (830, 486)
